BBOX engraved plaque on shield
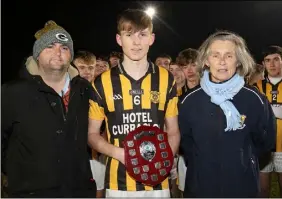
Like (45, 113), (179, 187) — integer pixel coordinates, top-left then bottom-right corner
(151, 174), (158, 181)
(131, 158), (138, 166)
(163, 160), (170, 167)
(139, 141), (156, 162)
(159, 169), (167, 176)
(141, 173), (148, 181)
(127, 140), (134, 147)
(161, 152), (168, 158)
(133, 167), (140, 174)
(129, 149), (136, 156)
(142, 165), (149, 172)
(155, 162), (161, 169)
(159, 142), (166, 149)
(157, 134), (164, 141)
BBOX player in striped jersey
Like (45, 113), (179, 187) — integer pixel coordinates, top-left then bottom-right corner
(88, 9), (180, 197)
(168, 61), (186, 197)
(169, 62), (187, 97)
(255, 45), (282, 198)
(73, 51), (107, 198)
(176, 48), (200, 99)
(155, 54), (172, 70)
(173, 48), (200, 197)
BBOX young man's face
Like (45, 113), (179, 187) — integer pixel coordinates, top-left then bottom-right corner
(37, 43), (71, 71)
(116, 28), (155, 62)
(73, 58), (96, 83)
(169, 64), (185, 85)
(109, 56), (120, 68)
(180, 62), (198, 81)
(263, 53), (282, 78)
(156, 57), (171, 70)
(95, 60), (109, 77)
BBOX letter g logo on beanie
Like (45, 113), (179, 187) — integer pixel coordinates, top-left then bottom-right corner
(32, 20), (74, 60)
(55, 33), (69, 42)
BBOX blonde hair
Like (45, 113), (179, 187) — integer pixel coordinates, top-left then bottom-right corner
(197, 30), (255, 77)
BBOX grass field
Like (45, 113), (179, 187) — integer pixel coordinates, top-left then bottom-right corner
(270, 172), (281, 198)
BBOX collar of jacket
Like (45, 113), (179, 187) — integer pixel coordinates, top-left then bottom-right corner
(24, 56), (79, 94)
(25, 56), (78, 79)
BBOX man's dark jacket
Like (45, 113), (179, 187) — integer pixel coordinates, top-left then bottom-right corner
(2, 57), (96, 197)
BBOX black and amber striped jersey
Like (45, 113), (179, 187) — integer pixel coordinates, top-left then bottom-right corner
(89, 62), (178, 191)
(255, 77), (282, 152)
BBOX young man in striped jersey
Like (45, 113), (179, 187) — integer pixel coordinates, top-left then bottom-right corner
(73, 50), (96, 83)
(255, 45), (282, 198)
(176, 48), (200, 99)
(173, 48), (200, 197)
(109, 51), (123, 68)
(95, 55), (110, 78)
(73, 51), (107, 198)
(88, 8), (180, 197)
(169, 62), (187, 97)
(155, 54), (172, 70)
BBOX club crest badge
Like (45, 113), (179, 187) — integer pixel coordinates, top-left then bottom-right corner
(150, 91), (160, 103)
(238, 114), (246, 129)
(240, 115), (246, 125)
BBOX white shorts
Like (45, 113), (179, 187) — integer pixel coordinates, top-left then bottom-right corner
(105, 189), (170, 197)
(177, 155), (187, 191)
(260, 152), (282, 173)
(90, 156), (106, 190)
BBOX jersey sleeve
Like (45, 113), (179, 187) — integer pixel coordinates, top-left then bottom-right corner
(165, 74), (179, 118)
(89, 79), (105, 121)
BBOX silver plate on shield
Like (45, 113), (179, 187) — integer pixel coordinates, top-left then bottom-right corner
(139, 141), (156, 162)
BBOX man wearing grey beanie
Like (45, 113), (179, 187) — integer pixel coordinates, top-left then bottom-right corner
(33, 20), (74, 61)
(2, 20), (97, 197)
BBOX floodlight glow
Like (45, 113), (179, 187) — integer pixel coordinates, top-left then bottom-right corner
(145, 7), (155, 18)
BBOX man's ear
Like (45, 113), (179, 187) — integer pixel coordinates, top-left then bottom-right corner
(149, 33), (155, 46)
(116, 34), (122, 47)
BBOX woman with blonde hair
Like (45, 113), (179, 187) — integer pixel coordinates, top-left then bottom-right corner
(178, 30), (276, 197)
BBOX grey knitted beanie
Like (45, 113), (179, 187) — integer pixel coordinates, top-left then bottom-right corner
(33, 20), (74, 60)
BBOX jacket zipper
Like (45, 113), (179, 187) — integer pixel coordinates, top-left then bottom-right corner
(59, 89), (76, 122)
(59, 96), (67, 122)
(69, 89), (77, 140)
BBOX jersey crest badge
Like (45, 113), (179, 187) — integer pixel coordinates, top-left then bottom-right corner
(150, 91), (160, 103)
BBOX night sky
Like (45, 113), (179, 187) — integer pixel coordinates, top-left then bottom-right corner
(2, 1), (282, 83)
